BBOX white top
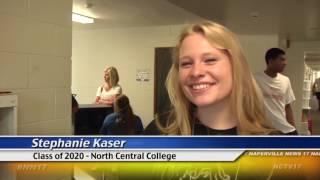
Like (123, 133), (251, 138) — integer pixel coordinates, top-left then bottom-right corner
(255, 72), (296, 133)
(96, 85), (122, 100)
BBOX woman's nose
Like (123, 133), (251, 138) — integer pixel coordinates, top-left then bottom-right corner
(190, 63), (205, 77)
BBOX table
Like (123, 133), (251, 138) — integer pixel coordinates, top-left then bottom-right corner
(74, 104), (113, 135)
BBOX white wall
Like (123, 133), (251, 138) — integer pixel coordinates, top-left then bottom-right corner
(286, 41), (320, 134)
(238, 35), (279, 73)
(72, 25), (280, 127)
(0, 0), (72, 135)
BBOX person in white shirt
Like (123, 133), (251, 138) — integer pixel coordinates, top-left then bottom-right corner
(95, 66), (122, 105)
(255, 48), (297, 135)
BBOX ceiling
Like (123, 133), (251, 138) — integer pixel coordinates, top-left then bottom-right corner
(72, 0), (204, 29)
(72, 0), (320, 41)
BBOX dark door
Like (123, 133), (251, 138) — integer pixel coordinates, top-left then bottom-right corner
(154, 47), (173, 116)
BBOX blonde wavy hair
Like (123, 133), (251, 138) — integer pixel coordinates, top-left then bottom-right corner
(106, 66), (119, 87)
(157, 21), (274, 135)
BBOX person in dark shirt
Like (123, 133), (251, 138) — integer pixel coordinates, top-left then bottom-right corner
(145, 21), (276, 135)
(100, 94), (144, 135)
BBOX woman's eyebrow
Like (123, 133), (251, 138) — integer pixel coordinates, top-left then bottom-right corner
(202, 52), (214, 56)
(179, 55), (192, 60)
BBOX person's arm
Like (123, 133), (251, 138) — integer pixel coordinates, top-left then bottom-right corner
(285, 104), (295, 127)
(95, 96), (101, 103)
(284, 78), (296, 127)
(94, 86), (103, 104)
(98, 95), (116, 105)
(98, 85), (121, 105)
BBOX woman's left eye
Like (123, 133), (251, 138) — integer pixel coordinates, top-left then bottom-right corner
(204, 58), (217, 64)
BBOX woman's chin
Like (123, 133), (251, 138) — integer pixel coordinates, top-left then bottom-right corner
(192, 100), (215, 108)
(191, 97), (227, 108)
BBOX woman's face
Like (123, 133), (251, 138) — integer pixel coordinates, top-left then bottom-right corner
(104, 69), (110, 83)
(178, 33), (233, 108)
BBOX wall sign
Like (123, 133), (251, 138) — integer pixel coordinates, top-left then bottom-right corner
(136, 69), (150, 82)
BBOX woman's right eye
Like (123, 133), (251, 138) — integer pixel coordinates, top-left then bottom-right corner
(204, 58), (218, 64)
(179, 61), (192, 68)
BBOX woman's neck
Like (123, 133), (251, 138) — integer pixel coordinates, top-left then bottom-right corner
(196, 98), (237, 130)
(104, 82), (111, 89)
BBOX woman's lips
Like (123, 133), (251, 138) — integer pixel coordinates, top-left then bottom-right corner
(189, 82), (216, 93)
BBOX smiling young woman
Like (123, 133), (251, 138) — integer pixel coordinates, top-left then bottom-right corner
(145, 21), (276, 135)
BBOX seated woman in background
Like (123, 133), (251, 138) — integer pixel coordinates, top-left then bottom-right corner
(100, 94), (144, 135)
(145, 21), (277, 135)
(95, 66), (122, 105)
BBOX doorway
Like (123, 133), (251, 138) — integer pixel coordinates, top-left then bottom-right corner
(304, 50), (320, 135)
(154, 47), (173, 116)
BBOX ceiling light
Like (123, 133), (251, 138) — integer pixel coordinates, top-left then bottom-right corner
(72, 13), (94, 24)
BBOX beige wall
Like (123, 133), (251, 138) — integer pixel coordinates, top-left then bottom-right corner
(238, 34), (279, 73)
(0, 0), (72, 135)
(72, 25), (279, 127)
